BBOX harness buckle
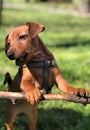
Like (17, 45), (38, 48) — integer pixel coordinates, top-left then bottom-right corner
(45, 60), (51, 67)
(52, 60), (56, 66)
(44, 60), (56, 68)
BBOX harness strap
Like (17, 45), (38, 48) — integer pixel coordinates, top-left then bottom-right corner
(42, 61), (52, 93)
(26, 60), (55, 68)
(26, 60), (56, 93)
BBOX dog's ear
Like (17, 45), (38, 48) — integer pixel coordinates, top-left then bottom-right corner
(26, 22), (45, 38)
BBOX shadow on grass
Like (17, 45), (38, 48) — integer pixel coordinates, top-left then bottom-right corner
(47, 40), (90, 48)
(37, 107), (83, 130)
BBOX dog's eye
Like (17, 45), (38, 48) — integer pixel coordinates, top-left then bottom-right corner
(19, 35), (27, 40)
(7, 42), (10, 48)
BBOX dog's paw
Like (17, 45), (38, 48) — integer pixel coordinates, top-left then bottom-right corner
(74, 88), (89, 98)
(26, 88), (42, 105)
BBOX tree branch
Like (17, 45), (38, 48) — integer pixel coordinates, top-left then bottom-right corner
(0, 91), (90, 105)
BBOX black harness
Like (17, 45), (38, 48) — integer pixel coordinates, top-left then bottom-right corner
(26, 60), (56, 93)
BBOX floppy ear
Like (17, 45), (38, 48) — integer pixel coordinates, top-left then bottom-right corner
(26, 22), (45, 38)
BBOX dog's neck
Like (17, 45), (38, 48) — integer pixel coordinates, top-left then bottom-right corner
(27, 36), (54, 62)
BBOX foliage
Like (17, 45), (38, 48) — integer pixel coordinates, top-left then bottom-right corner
(0, 1), (90, 130)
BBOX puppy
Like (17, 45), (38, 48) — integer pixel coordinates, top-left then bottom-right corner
(4, 22), (89, 130)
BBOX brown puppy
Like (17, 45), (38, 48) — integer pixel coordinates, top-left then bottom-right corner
(4, 22), (88, 130)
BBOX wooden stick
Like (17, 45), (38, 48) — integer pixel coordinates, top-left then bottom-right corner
(0, 91), (90, 105)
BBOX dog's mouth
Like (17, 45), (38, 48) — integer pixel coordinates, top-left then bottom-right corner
(15, 53), (28, 66)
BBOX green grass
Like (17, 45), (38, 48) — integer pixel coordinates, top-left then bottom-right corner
(0, 1), (90, 130)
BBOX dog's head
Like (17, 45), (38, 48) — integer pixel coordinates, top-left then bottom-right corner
(5, 22), (45, 66)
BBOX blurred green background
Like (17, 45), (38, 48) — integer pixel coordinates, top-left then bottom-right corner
(0, 0), (90, 130)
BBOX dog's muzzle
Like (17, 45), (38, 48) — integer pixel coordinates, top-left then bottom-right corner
(7, 51), (15, 60)
(7, 51), (27, 66)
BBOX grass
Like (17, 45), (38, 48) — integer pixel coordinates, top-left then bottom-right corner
(0, 1), (90, 130)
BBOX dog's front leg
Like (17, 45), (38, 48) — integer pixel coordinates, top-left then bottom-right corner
(20, 80), (41, 105)
(53, 66), (89, 97)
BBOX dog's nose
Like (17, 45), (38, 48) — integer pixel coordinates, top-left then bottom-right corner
(7, 51), (15, 60)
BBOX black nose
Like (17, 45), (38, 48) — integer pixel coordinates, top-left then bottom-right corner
(7, 51), (15, 60)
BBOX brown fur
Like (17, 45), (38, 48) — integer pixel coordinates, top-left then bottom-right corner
(4, 22), (89, 130)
